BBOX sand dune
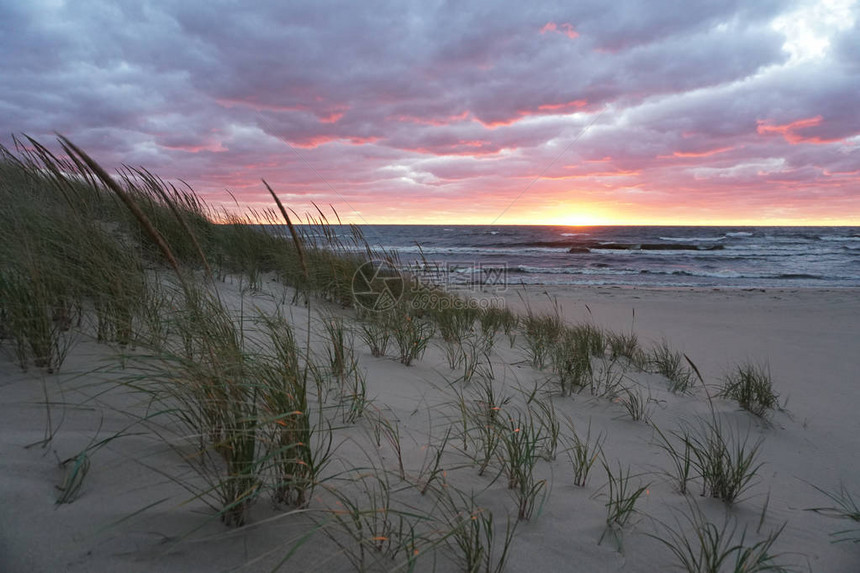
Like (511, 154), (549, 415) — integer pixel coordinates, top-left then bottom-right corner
(2, 279), (859, 572)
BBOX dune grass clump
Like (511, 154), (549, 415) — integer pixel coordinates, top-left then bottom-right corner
(564, 420), (604, 487)
(339, 359), (369, 424)
(433, 301), (480, 343)
(589, 355), (627, 399)
(529, 396), (561, 461)
(655, 417), (763, 505)
(809, 483), (860, 543)
(357, 308), (394, 357)
(521, 305), (564, 369)
(440, 490), (518, 573)
(690, 418), (764, 505)
(320, 473), (428, 571)
(550, 326), (593, 395)
(719, 362), (779, 418)
(498, 409), (549, 521)
(479, 305), (518, 346)
(574, 323), (607, 357)
(549, 324), (625, 398)
(455, 377), (511, 476)
(653, 425), (694, 495)
(0, 267), (76, 372)
(416, 428), (451, 495)
(423, 294), (498, 380)
(391, 305), (435, 366)
(455, 330), (495, 384)
(257, 312), (334, 507)
(129, 291), (338, 523)
(652, 500), (790, 573)
(432, 301), (478, 370)
(129, 290), (262, 526)
(0, 150), (153, 369)
(321, 314), (354, 383)
(600, 461), (649, 549)
(619, 385), (653, 422)
(649, 340), (695, 393)
(607, 330), (640, 362)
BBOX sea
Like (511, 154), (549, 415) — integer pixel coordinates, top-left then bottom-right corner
(341, 226), (860, 289)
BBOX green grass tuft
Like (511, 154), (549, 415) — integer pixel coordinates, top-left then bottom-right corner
(719, 362), (779, 418)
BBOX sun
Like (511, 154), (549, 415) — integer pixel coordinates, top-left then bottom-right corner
(544, 206), (617, 226)
(561, 213), (609, 226)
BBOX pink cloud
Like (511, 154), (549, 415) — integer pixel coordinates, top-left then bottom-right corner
(288, 135), (379, 149)
(160, 142), (227, 153)
(389, 111), (471, 126)
(756, 116), (848, 144)
(657, 145), (735, 158)
(475, 99), (590, 128)
(217, 98), (349, 125)
(216, 98), (300, 113)
(537, 100), (588, 112)
(540, 21), (579, 39)
(527, 169), (641, 180)
(318, 110), (346, 124)
(400, 139), (506, 157)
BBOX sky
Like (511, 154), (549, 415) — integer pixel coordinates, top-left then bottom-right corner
(1, 0), (859, 226)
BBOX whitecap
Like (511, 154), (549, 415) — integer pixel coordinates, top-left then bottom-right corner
(659, 236), (725, 242)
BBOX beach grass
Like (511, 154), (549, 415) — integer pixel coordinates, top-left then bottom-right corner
(498, 408), (549, 520)
(809, 483), (860, 543)
(550, 325), (594, 395)
(563, 419), (604, 488)
(440, 489), (518, 573)
(651, 499), (791, 572)
(391, 304), (435, 366)
(600, 460), (649, 549)
(649, 339), (695, 393)
(521, 300), (564, 369)
(618, 385), (653, 422)
(719, 362), (780, 418)
(689, 417), (764, 505)
(653, 425), (695, 495)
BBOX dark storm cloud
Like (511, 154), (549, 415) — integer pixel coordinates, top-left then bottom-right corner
(0, 0), (857, 221)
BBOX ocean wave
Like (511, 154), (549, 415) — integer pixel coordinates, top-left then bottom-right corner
(513, 266), (851, 281)
(592, 242), (724, 251)
(561, 232), (590, 237)
(659, 236), (725, 242)
(514, 265), (640, 276)
(725, 231), (754, 238)
(638, 269), (840, 280)
(493, 239), (571, 248)
(389, 245), (569, 256)
(821, 235), (860, 242)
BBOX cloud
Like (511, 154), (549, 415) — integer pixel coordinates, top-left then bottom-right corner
(0, 0), (857, 223)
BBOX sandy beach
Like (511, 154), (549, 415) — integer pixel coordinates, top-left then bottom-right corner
(2, 279), (859, 572)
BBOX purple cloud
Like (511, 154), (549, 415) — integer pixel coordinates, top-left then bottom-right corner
(0, 0), (857, 223)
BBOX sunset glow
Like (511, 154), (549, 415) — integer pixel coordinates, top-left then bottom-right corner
(1, 1), (858, 225)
